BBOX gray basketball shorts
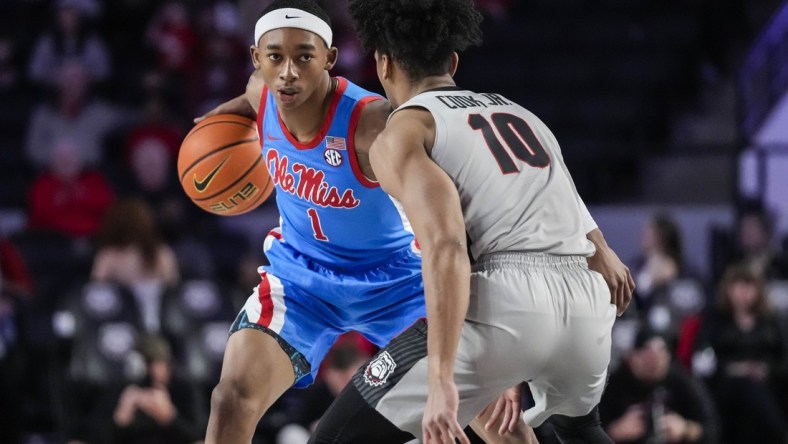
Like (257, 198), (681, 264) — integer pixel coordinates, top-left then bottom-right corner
(350, 252), (617, 439)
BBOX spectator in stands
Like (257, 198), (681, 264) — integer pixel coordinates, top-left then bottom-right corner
(631, 213), (700, 337)
(186, 2), (248, 118)
(92, 199), (179, 332)
(600, 328), (718, 444)
(110, 334), (202, 444)
(693, 264), (787, 443)
(145, 1), (196, 76)
(25, 60), (132, 169)
(27, 135), (115, 237)
(633, 213), (684, 299)
(141, 1), (198, 117)
(125, 94), (183, 165)
(120, 94), (191, 239)
(27, 0), (110, 88)
(729, 205), (787, 280)
(91, 198), (179, 287)
(67, 335), (202, 444)
(118, 97), (220, 282)
(187, 32), (248, 118)
(0, 236), (34, 443)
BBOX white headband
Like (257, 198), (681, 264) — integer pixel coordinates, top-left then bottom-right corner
(254, 8), (333, 47)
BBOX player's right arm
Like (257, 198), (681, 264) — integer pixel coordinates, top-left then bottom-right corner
(194, 70), (264, 123)
(370, 108), (471, 444)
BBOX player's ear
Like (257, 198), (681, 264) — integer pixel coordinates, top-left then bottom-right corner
(449, 52), (459, 77)
(250, 45), (262, 69)
(325, 46), (338, 71)
(378, 52), (393, 81)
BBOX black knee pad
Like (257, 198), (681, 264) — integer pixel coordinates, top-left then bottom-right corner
(550, 405), (614, 444)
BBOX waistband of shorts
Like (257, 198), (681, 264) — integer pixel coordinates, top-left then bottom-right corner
(472, 252), (587, 272)
(293, 243), (417, 273)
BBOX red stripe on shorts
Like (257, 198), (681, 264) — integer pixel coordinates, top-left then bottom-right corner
(257, 272), (274, 326)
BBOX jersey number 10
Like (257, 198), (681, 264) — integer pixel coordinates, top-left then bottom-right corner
(468, 113), (551, 174)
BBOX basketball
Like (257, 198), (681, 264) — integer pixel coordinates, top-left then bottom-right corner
(178, 114), (273, 216)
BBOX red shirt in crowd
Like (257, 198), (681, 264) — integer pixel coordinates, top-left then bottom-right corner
(27, 171), (115, 237)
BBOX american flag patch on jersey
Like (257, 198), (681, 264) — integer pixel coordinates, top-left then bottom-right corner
(325, 136), (346, 150)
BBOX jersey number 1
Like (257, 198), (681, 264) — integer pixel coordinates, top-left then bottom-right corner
(468, 113), (550, 174)
(307, 208), (329, 241)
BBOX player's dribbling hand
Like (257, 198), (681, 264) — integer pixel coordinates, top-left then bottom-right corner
(423, 379), (470, 444)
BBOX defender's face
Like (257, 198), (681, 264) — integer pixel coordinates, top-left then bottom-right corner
(252, 28), (334, 110)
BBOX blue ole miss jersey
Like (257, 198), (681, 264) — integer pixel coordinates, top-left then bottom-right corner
(257, 77), (416, 268)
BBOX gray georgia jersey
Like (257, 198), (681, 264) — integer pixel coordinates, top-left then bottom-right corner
(392, 89), (597, 259)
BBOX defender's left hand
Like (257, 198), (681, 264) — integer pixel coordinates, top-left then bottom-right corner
(587, 245), (635, 316)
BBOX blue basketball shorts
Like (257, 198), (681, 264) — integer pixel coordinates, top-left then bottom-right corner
(230, 228), (426, 388)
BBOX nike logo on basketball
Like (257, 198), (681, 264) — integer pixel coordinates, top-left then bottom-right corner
(285, 14), (300, 19)
(266, 132), (282, 141)
(193, 156), (230, 192)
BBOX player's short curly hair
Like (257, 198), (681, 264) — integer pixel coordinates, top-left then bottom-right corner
(349, 0), (482, 80)
(260, 0), (331, 26)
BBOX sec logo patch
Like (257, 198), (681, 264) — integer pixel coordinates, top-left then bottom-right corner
(324, 149), (343, 167)
(363, 351), (396, 386)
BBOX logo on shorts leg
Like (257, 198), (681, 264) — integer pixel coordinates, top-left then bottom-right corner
(363, 351), (396, 386)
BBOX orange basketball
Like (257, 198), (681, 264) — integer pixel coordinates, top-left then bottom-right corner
(178, 114), (273, 216)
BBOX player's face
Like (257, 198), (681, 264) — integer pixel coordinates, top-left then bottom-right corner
(251, 28), (337, 111)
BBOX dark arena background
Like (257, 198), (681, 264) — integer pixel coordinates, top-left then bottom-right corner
(0, 0), (787, 443)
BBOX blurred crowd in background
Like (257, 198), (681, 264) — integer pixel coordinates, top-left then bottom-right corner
(0, 0), (787, 443)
